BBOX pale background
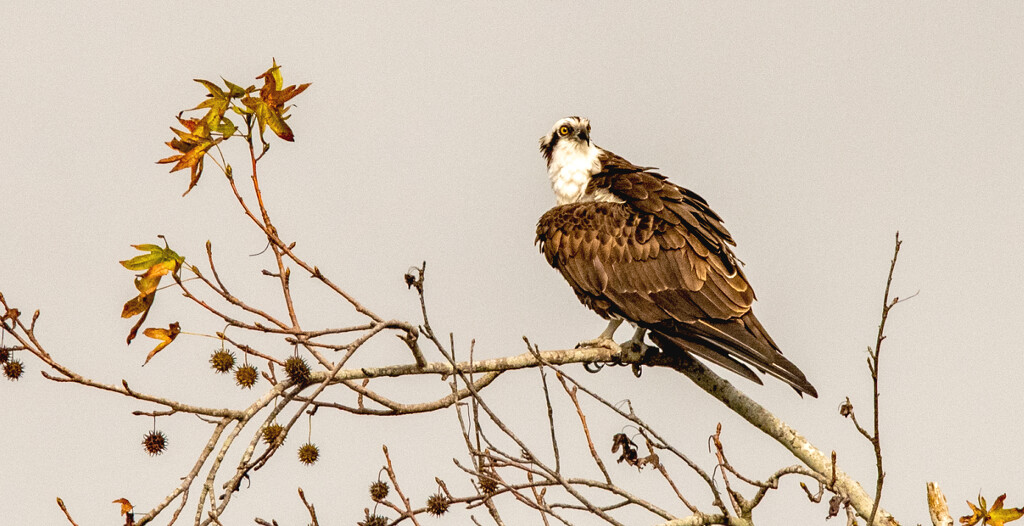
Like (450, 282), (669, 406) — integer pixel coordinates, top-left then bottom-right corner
(2, 2), (1022, 525)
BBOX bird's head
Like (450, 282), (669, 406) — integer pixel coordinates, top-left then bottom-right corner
(539, 116), (592, 166)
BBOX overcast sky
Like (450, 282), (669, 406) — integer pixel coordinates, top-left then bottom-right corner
(2, 2), (1023, 525)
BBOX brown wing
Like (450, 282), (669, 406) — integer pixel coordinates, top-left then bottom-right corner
(536, 159), (816, 396)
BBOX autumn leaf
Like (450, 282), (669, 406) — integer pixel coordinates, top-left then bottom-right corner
(962, 494), (1024, 526)
(142, 322), (180, 365)
(157, 116), (226, 195)
(120, 242), (184, 345)
(112, 498), (133, 515)
(222, 77), (251, 98)
(191, 79), (238, 137)
(121, 292), (154, 322)
(241, 59), (310, 142)
(158, 75), (255, 194)
(965, 497), (990, 526)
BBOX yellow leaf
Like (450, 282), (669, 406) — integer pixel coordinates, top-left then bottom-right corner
(121, 243), (183, 345)
(121, 292), (154, 319)
(142, 322), (180, 365)
(964, 495), (988, 526)
(989, 494), (1024, 526)
(961, 494), (1024, 526)
(247, 60), (310, 142)
(112, 498), (133, 515)
(157, 116), (226, 195)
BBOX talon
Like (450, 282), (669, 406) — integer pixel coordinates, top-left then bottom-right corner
(583, 362), (604, 373)
(619, 339), (651, 363)
(576, 336), (622, 354)
(619, 327), (652, 363)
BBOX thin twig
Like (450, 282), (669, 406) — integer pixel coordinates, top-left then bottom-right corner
(382, 444), (423, 526)
(554, 372), (612, 484)
(867, 232), (905, 526)
(298, 488), (319, 526)
(56, 498), (79, 526)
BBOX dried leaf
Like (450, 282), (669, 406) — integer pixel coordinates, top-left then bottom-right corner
(828, 495), (843, 519)
(121, 243), (184, 345)
(157, 116), (225, 195)
(244, 59), (310, 142)
(121, 291), (155, 319)
(190, 79), (237, 137)
(961, 494), (1024, 526)
(963, 497), (987, 526)
(3, 307), (21, 323)
(142, 322), (180, 365)
(989, 495), (1024, 526)
(112, 498), (133, 515)
(611, 433), (640, 467)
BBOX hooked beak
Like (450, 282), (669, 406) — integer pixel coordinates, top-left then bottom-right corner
(579, 130), (590, 145)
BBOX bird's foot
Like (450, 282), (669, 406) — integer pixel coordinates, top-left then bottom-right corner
(618, 338), (652, 364)
(577, 336), (657, 376)
(576, 336), (622, 353)
(577, 337), (620, 373)
(619, 338), (656, 378)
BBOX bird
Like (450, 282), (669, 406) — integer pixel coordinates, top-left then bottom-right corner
(535, 116), (817, 397)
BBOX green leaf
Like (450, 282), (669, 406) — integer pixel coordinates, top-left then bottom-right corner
(194, 78), (228, 99)
(222, 78), (248, 98)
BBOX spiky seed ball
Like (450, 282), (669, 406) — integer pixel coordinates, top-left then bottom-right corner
(0, 347), (10, 363)
(234, 364), (258, 389)
(426, 493), (449, 517)
(3, 358), (24, 381)
(210, 349), (235, 373)
(262, 423), (284, 445)
(143, 430), (168, 456)
(284, 355), (311, 385)
(297, 442), (319, 465)
(358, 515), (389, 526)
(369, 480), (389, 501)
(478, 475), (498, 495)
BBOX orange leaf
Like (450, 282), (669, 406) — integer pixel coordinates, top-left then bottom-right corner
(112, 498), (133, 515)
(121, 291), (154, 319)
(963, 498), (985, 526)
(961, 494), (1024, 526)
(141, 322), (180, 365)
(157, 115), (225, 195)
(246, 59), (310, 142)
(121, 243), (182, 344)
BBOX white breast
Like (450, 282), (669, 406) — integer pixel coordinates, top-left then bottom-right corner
(547, 141), (603, 205)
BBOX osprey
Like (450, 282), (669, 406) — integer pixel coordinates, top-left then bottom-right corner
(535, 117), (817, 397)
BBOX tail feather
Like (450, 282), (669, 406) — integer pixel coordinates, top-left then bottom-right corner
(648, 332), (763, 385)
(649, 314), (817, 397)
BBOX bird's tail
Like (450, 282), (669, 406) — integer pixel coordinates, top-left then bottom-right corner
(648, 313), (817, 397)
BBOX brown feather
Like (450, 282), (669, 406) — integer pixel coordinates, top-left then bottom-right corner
(535, 149), (816, 397)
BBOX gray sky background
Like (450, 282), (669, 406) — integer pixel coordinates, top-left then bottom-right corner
(2, 2), (1022, 525)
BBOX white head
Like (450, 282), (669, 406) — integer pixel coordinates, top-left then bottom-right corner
(539, 116), (603, 205)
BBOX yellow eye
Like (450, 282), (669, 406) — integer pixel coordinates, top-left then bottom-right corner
(558, 125), (570, 136)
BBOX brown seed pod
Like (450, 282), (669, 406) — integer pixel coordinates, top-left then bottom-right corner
(209, 349), (236, 373)
(234, 364), (258, 389)
(261, 423), (285, 445)
(369, 480), (389, 501)
(284, 355), (311, 385)
(3, 358), (24, 381)
(478, 474), (498, 495)
(143, 430), (168, 456)
(358, 514), (389, 526)
(0, 347), (10, 363)
(297, 442), (320, 465)
(426, 493), (449, 516)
